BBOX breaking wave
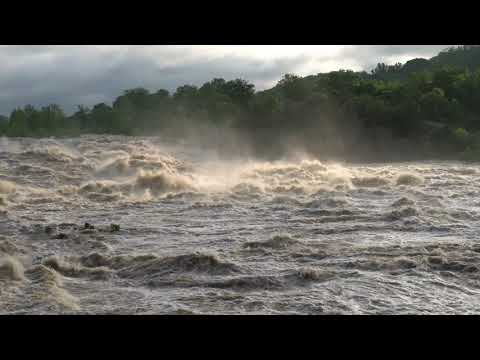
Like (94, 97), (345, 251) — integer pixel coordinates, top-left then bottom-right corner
(0, 180), (16, 194)
(396, 173), (424, 186)
(134, 170), (194, 195)
(74, 251), (240, 281)
(0, 256), (25, 281)
(43, 256), (113, 280)
(77, 169), (196, 202)
(117, 252), (240, 279)
(352, 176), (390, 187)
(22, 144), (83, 163)
(25, 265), (80, 311)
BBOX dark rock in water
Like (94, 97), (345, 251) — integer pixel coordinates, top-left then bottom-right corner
(54, 233), (68, 240)
(45, 226), (56, 235)
(84, 223), (95, 230)
(110, 224), (120, 232)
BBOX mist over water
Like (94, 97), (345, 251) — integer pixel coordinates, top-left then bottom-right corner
(1, 134), (480, 314)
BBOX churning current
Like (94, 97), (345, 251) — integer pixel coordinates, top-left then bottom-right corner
(1, 135), (480, 314)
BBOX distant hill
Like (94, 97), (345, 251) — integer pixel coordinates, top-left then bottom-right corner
(260, 46), (480, 95)
(431, 45), (480, 69)
(370, 45), (480, 81)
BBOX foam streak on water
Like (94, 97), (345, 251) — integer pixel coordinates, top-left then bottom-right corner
(1, 135), (480, 314)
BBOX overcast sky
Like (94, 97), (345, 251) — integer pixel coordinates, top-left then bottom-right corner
(0, 45), (453, 115)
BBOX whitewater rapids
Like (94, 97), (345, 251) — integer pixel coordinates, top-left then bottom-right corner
(1, 135), (480, 314)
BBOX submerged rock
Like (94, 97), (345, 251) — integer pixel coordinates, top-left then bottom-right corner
(84, 223), (95, 230)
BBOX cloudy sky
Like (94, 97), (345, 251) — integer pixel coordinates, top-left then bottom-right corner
(0, 45), (453, 115)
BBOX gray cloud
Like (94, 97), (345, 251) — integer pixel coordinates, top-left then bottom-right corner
(337, 45), (453, 71)
(0, 45), (453, 115)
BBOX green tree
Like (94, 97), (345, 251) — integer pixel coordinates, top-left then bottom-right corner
(223, 79), (255, 105)
(89, 103), (114, 133)
(278, 74), (310, 101)
(7, 109), (30, 137)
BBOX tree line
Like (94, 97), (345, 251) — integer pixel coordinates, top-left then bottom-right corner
(2, 46), (480, 161)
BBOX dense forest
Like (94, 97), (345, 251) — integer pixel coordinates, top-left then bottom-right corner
(2, 45), (480, 161)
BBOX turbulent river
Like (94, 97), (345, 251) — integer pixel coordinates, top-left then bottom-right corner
(1, 135), (480, 314)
